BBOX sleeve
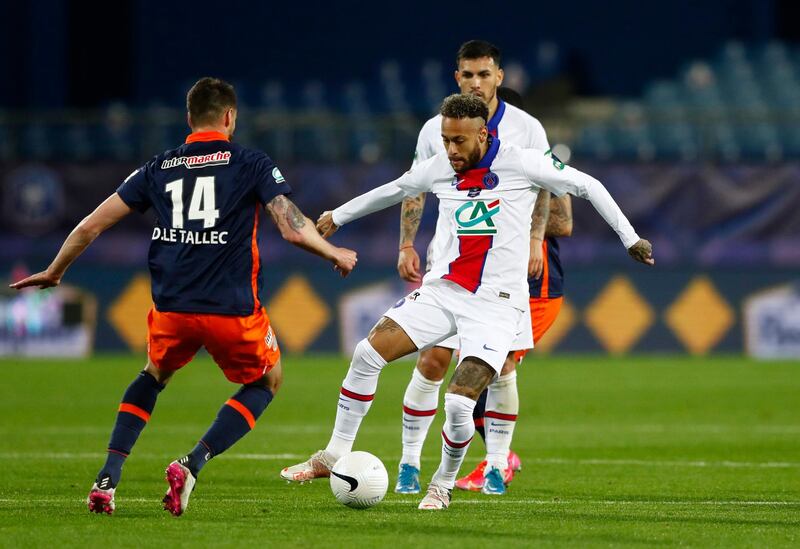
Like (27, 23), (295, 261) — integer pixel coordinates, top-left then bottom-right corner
(333, 157), (437, 226)
(520, 149), (640, 249)
(116, 164), (152, 213)
(252, 154), (293, 206)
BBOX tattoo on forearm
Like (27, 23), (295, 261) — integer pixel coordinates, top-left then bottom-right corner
(285, 201), (306, 231)
(267, 195), (306, 232)
(545, 195), (573, 238)
(448, 358), (495, 399)
(399, 193), (426, 245)
(531, 192), (550, 239)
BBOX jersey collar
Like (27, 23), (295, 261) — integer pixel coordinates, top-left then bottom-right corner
(487, 99), (506, 138)
(476, 134), (500, 169)
(185, 131), (230, 144)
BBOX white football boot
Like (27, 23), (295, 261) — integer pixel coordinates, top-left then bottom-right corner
(280, 450), (337, 482)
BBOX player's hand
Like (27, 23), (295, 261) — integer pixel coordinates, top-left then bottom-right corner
(316, 211), (338, 239)
(397, 246), (421, 283)
(332, 247), (357, 278)
(628, 238), (655, 265)
(528, 238), (544, 279)
(9, 270), (61, 290)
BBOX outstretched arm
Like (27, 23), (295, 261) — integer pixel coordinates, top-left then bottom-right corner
(318, 159), (433, 242)
(522, 151), (653, 265)
(397, 193), (426, 283)
(11, 193), (133, 289)
(266, 194), (357, 277)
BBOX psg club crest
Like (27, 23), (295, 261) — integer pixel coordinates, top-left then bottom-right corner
(483, 171), (499, 189)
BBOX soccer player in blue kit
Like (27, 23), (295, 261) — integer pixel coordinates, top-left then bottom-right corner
(11, 77), (357, 516)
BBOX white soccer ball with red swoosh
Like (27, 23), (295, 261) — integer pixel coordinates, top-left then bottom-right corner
(329, 451), (388, 509)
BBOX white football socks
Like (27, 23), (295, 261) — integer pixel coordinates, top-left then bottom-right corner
(431, 393), (475, 489)
(400, 368), (443, 468)
(485, 371), (519, 472)
(324, 339), (387, 459)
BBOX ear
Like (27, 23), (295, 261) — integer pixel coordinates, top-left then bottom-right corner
(453, 69), (461, 85)
(224, 109), (233, 128)
(478, 125), (489, 143)
(497, 68), (505, 86)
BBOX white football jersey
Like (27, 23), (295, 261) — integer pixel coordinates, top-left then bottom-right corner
(412, 100), (549, 270)
(390, 139), (639, 311)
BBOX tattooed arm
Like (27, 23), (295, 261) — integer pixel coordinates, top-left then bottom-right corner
(528, 191), (550, 279)
(398, 193), (426, 283)
(266, 194), (357, 276)
(546, 195), (573, 237)
(400, 193), (426, 247)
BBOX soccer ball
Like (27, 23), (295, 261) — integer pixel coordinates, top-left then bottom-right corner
(329, 451), (388, 509)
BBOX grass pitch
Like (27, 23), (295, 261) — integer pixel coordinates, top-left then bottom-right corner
(0, 353), (798, 548)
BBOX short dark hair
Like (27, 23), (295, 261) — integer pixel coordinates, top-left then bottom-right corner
(497, 87), (524, 110)
(456, 40), (502, 68)
(186, 77), (237, 126)
(440, 93), (489, 123)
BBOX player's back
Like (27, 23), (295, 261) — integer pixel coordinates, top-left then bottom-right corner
(117, 131), (291, 316)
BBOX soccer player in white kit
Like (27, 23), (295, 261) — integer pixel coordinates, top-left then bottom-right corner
(281, 93), (654, 510)
(395, 40), (571, 496)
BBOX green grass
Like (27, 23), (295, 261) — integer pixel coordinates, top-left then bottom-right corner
(0, 354), (798, 548)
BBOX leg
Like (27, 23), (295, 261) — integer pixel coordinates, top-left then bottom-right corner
(324, 317), (417, 458)
(419, 357), (494, 510)
(179, 361), (281, 478)
(419, 296), (523, 509)
(453, 352), (514, 492)
(396, 345), (452, 494)
(282, 284), (457, 483)
(281, 317), (419, 482)
(483, 355), (520, 492)
(94, 360), (169, 488)
(88, 306), (200, 515)
(161, 309), (281, 516)
(478, 297), (564, 493)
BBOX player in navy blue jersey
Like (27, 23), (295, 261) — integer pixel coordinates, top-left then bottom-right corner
(11, 77), (357, 516)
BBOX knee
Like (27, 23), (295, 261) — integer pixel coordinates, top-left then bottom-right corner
(352, 339), (386, 375)
(144, 360), (173, 385)
(266, 368), (282, 395)
(417, 348), (451, 381)
(250, 360), (282, 395)
(446, 356), (494, 400)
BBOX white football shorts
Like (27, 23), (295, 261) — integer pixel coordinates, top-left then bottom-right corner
(383, 279), (527, 373)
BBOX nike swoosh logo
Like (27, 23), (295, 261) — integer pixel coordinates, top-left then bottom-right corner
(331, 471), (359, 492)
(483, 344), (498, 352)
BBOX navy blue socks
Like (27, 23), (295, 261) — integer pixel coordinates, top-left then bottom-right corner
(181, 385), (273, 477)
(97, 371), (165, 487)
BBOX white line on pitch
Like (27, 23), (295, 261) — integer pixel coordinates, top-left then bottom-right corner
(0, 498), (797, 507)
(0, 452), (798, 469)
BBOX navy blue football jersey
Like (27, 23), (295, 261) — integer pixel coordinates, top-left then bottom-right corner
(117, 131), (292, 316)
(528, 237), (564, 299)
